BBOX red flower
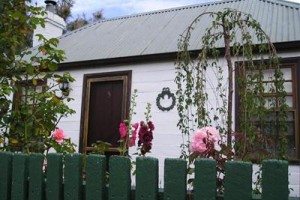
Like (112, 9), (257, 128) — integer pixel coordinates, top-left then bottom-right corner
(138, 121), (154, 155)
(148, 121), (155, 131)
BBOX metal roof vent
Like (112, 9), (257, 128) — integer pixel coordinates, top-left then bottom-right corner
(45, 0), (57, 13)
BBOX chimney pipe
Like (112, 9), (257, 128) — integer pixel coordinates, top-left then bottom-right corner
(44, 0), (57, 13)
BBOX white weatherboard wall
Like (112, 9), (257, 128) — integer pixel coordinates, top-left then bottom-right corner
(57, 52), (300, 197)
(57, 61), (181, 159)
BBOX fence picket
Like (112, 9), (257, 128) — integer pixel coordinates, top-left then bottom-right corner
(11, 153), (27, 200)
(0, 152), (292, 200)
(262, 160), (289, 200)
(135, 156), (159, 200)
(64, 153), (83, 200)
(224, 161), (252, 200)
(46, 153), (63, 200)
(0, 152), (12, 200)
(164, 158), (187, 200)
(194, 158), (216, 200)
(85, 154), (106, 200)
(109, 156), (131, 200)
(28, 153), (44, 200)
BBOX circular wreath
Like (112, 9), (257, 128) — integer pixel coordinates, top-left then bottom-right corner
(156, 87), (176, 111)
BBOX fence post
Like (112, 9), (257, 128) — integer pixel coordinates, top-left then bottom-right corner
(11, 153), (28, 200)
(85, 154), (106, 200)
(28, 153), (44, 200)
(224, 161), (252, 200)
(108, 156), (131, 200)
(0, 152), (13, 200)
(46, 153), (63, 200)
(64, 153), (83, 200)
(194, 158), (216, 200)
(135, 156), (159, 200)
(164, 158), (187, 200)
(262, 159), (288, 200)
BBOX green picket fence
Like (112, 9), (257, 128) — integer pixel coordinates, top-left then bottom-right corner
(0, 152), (289, 200)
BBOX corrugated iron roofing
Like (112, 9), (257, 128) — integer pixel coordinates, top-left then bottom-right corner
(32, 0), (300, 63)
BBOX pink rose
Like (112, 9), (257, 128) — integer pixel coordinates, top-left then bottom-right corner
(119, 122), (128, 139)
(52, 128), (65, 143)
(190, 127), (220, 153)
(201, 127), (220, 142)
(190, 130), (207, 153)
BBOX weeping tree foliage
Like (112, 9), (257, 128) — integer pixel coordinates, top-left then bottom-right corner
(176, 8), (288, 161)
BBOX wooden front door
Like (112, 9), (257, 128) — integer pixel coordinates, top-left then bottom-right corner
(80, 71), (131, 153)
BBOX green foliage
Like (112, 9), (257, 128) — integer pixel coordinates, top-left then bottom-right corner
(144, 103), (152, 123)
(129, 89), (138, 124)
(0, 1), (76, 153)
(46, 137), (76, 155)
(91, 140), (111, 155)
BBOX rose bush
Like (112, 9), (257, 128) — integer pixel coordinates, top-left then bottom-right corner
(46, 128), (76, 154)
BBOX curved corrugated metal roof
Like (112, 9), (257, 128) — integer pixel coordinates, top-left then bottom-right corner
(31, 0), (300, 63)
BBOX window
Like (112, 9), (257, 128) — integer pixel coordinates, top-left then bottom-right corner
(14, 80), (45, 109)
(15, 80), (46, 104)
(236, 60), (299, 160)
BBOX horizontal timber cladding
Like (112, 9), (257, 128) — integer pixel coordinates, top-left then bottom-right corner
(0, 152), (291, 200)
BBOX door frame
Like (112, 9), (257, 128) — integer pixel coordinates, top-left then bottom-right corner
(79, 70), (132, 153)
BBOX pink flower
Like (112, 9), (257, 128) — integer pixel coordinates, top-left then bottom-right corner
(202, 127), (220, 142)
(119, 122), (128, 139)
(52, 128), (65, 143)
(133, 122), (139, 130)
(190, 127), (220, 153)
(128, 123), (139, 147)
(190, 130), (207, 153)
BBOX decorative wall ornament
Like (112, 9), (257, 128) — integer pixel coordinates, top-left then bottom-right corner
(156, 87), (176, 111)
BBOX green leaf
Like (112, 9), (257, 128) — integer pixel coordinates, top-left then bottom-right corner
(32, 79), (37, 86)
(48, 63), (58, 71)
(26, 65), (35, 75)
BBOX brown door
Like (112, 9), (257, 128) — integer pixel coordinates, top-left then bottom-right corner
(80, 71), (131, 153)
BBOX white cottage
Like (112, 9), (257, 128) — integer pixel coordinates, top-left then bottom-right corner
(34, 0), (300, 196)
